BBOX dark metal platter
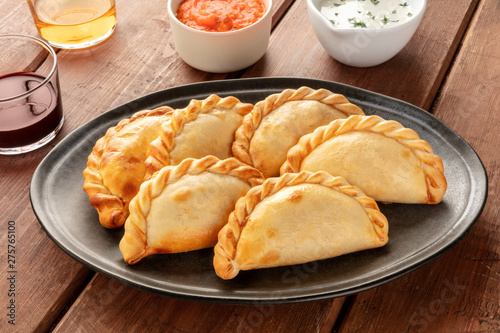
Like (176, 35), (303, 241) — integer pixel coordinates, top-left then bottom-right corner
(30, 77), (487, 304)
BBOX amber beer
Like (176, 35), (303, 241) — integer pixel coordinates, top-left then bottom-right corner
(27, 0), (116, 49)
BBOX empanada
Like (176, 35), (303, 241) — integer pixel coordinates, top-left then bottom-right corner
(232, 86), (364, 178)
(281, 115), (447, 204)
(83, 106), (174, 229)
(214, 171), (389, 280)
(144, 94), (253, 179)
(120, 156), (264, 265)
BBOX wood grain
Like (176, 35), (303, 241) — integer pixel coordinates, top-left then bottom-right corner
(0, 0), (313, 332)
(0, 2), (94, 333)
(0, 2), (39, 36)
(1, 0), (496, 331)
(338, 0), (500, 331)
(53, 273), (343, 332)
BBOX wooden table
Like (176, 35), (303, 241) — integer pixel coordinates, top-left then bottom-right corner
(1, 0), (499, 331)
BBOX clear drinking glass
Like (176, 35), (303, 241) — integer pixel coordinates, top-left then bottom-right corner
(26, 0), (117, 49)
(0, 34), (64, 155)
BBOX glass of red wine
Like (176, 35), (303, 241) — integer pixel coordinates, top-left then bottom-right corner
(0, 34), (64, 155)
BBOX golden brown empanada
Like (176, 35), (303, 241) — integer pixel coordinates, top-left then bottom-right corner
(144, 94), (253, 179)
(83, 106), (174, 229)
(281, 115), (447, 204)
(232, 86), (364, 178)
(120, 156), (264, 265)
(214, 171), (388, 280)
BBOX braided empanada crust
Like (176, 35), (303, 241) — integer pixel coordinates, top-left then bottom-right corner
(214, 171), (388, 280)
(281, 115), (447, 204)
(83, 106), (174, 229)
(120, 156), (265, 265)
(144, 94), (253, 179)
(232, 86), (364, 178)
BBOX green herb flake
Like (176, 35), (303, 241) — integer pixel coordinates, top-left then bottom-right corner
(408, 12), (413, 17)
(371, 0), (380, 4)
(400, 2), (409, 7)
(392, 10), (397, 14)
(382, 15), (389, 24)
(352, 20), (367, 28)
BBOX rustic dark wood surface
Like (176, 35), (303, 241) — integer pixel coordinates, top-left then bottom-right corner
(1, 0), (498, 332)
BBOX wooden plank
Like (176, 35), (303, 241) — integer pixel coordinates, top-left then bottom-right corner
(338, 0), (500, 331)
(0, 155), (94, 332)
(0, 2), (95, 333)
(0, 0), (316, 332)
(0, 1), (40, 36)
(0, 0), (481, 331)
(54, 274), (342, 332)
(244, 0), (478, 111)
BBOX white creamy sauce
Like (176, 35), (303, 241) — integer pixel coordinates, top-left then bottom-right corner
(320, 0), (414, 29)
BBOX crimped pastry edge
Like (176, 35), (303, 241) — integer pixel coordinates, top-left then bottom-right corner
(120, 155), (265, 265)
(231, 86), (365, 171)
(213, 170), (389, 280)
(280, 115), (447, 204)
(82, 106), (174, 229)
(144, 94), (253, 179)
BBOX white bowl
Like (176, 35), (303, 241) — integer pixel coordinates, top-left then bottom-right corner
(306, 0), (426, 67)
(167, 0), (272, 73)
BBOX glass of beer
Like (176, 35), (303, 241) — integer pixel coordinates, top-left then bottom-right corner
(0, 34), (64, 155)
(26, 0), (116, 49)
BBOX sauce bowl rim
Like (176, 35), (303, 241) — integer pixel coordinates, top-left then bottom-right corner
(167, 0), (273, 36)
(307, 0), (427, 33)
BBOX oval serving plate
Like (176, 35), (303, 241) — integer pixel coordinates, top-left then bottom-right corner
(30, 77), (487, 304)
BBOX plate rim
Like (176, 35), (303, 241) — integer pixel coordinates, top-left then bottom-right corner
(30, 77), (488, 304)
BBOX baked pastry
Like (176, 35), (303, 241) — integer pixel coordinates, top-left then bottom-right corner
(120, 156), (265, 265)
(83, 106), (174, 229)
(144, 94), (253, 179)
(232, 86), (364, 178)
(281, 115), (447, 204)
(214, 171), (389, 280)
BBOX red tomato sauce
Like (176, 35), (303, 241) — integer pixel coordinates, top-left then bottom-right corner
(176, 0), (266, 32)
